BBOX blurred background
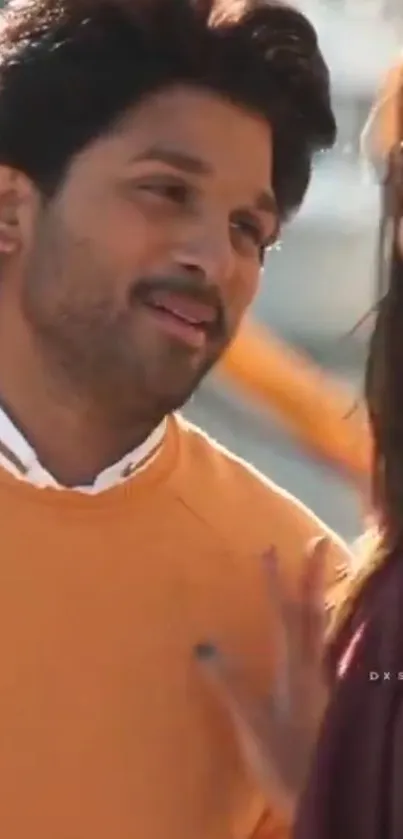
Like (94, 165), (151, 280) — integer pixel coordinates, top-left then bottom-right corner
(184, 0), (403, 542)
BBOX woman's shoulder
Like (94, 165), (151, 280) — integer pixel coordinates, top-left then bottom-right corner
(325, 526), (386, 678)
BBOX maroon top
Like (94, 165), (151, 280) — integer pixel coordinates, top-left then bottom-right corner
(294, 553), (403, 839)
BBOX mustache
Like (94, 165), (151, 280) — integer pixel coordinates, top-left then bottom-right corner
(131, 275), (228, 337)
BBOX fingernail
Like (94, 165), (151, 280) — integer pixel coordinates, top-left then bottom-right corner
(309, 535), (329, 552)
(262, 546), (277, 564)
(194, 642), (218, 661)
(262, 547), (279, 575)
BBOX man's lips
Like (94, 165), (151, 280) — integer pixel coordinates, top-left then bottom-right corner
(145, 290), (218, 328)
(141, 290), (219, 350)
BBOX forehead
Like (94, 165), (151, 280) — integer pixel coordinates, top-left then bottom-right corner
(73, 85), (273, 193)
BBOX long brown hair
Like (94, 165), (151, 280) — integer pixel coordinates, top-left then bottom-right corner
(326, 94), (403, 657)
(366, 133), (403, 552)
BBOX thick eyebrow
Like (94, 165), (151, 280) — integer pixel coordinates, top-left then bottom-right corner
(130, 143), (278, 218)
(129, 145), (213, 175)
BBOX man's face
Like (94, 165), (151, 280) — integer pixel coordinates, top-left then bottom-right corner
(11, 86), (278, 420)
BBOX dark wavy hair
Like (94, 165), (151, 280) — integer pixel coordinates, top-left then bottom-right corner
(0, 0), (336, 216)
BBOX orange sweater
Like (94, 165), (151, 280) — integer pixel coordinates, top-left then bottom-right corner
(0, 413), (351, 839)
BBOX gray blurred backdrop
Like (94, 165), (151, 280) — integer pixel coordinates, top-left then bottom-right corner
(185, 1), (403, 541)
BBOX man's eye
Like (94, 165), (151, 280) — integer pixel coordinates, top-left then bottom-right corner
(138, 181), (191, 205)
(230, 211), (279, 262)
(230, 216), (266, 255)
(236, 218), (264, 246)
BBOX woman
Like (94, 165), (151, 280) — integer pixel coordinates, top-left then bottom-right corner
(293, 58), (403, 839)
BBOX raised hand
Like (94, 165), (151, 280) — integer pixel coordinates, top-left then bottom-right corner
(196, 537), (329, 820)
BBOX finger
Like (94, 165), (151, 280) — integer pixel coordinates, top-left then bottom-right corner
(262, 547), (291, 718)
(301, 536), (329, 600)
(195, 643), (295, 817)
(195, 642), (261, 745)
(265, 538), (327, 716)
(299, 537), (328, 658)
(262, 546), (284, 605)
(262, 545), (324, 711)
(195, 642), (254, 722)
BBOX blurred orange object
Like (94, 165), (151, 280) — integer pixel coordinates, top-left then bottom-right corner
(219, 319), (372, 482)
(361, 57), (403, 167)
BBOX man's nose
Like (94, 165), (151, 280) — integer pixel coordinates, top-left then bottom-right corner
(173, 220), (235, 287)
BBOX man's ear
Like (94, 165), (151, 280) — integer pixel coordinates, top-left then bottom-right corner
(0, 166), (39, 256)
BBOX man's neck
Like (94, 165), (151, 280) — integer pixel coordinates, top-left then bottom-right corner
(0, 386), (161, 486)
(0, 329), (163, 487)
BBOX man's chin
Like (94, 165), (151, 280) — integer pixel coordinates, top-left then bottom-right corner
(146, 360), (215, 416)
(149, 381), (203, 416)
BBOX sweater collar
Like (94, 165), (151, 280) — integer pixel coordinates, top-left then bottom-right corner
(0, 405), (166, 493)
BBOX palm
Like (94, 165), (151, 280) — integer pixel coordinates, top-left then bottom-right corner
(196, 538), (329, 818)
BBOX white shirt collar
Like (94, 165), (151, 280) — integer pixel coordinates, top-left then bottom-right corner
(0, 406), (166, 493)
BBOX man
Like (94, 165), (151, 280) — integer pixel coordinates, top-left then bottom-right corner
(0, 1), (351, 837)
